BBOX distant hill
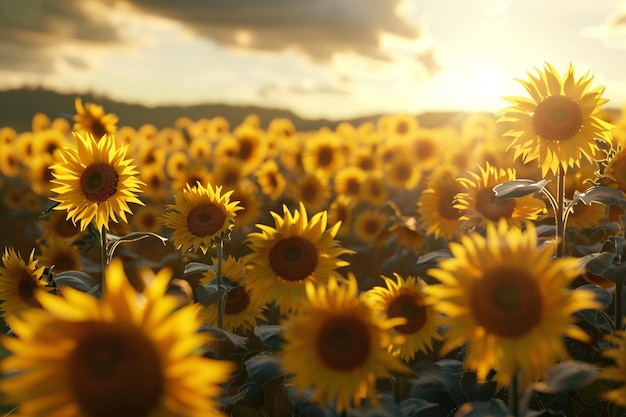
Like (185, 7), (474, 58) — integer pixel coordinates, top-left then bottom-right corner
(0, 87), (472, 133)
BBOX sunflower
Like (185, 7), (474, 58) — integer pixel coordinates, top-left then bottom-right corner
(383, 153), (422, 191)
(0, 258), (234, 417)
(364, 273), (443, 361)
(38, 237), (82, 273)
(171, 164), (213, 195)
(498, 63), (613, 176)
(211, 158), (246, 191)
(352, 208), (388, 244)
(328, 195), (354, 238)
(280, 275), (407, 412)
(139, 166), (169, 204)
(427, 220), (600, 387)
(31, 112), (51, 132)
(302, 131), (345, 177)
(197, 255), (266, 332)
(162, 182), (242, 253)
(360, 172), (389, 206)
(73, 97), (119, 138)
(229, 181), (263, 231)
(455, 162), (546, 231)
(188, 137), (213, 162)
(233, 124), (267, 174)
(288, 171), (331, 214)
(601, 328), (626, 406)
(131, 204), (166, 234)
(377, 113), (419, 138)
(243, 202), (353, 313)
(50, 132), (145, 232)
(156, 127), (186, 151)
(407, 128), (442, 172)
(599, 145), (626, 194)
(165, 150), (191, 180)
(255, 159), (287, 201)
(334, 166), (366, 200)
(418, 165), (465, 240)
(0, 248), (47, 316)
(0, 144), (20, 178)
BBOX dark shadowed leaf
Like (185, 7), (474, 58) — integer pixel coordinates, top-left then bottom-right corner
(254, 325), (285, 351)
(493, 179), (550, 202)
(453, 399), (509, 417)
(579, 251), (615, 276)
(573, 186), (626, 207)
(105, 231), (168, 263)
(182, 261), (216, 277)
(195, 284), (225, 307)
(245, 352), (283, 385)
(531, 361), (597, 394)
(52, 271), (98, 292)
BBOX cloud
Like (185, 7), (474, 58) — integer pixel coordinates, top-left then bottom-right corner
(121, 0), (420, 62)
(0, 0), (122, 73)
(258, 80), (354, 99)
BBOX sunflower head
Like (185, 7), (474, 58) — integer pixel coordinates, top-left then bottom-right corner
(162, 182), (243, 253)
(280, 275), (408, 412)
(498, 62), (613, 176)
(73, 97), (119, 139)
(50, 132), (145, 231)
(0, 248), (47, 316)
(428, 220), (600, 387)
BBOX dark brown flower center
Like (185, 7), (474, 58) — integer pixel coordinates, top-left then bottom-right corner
(470, 266), (543, 338)
(390, 160), (413, 183)
(300, 181), (319, 203)
(80, 163), (119, 203)
(186, 203), (226, 237)
(387, 291), (427, 334)
(437, 186), (463, 220)
(316, 315), (371, 372)
(475, 187), (516, 221)
(317, 146), (334, 168)
(224, 285), (250, 315)
(91, 120), (108, 139)
(413, 139), (435, 160)
(18, 268), (41, 308)
(532, 96), (583, 141)
(268, 236), (318, 282)
(68, 322), (163, 417)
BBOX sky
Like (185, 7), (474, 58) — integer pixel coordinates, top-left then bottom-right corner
(1, 0), (626, 120)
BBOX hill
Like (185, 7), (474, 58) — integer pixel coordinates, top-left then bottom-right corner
(0, 87), (471, 133)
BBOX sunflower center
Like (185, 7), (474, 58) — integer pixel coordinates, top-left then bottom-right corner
(391, 160), (413, 183)
(80, 163), (119, 203)
(346, 178), (361, 195)
(18, 270), (41, 308)
(470, 266), (543, 338)
(301, 182), (319, 202)
(475, 187), (516, 221)
(316, 315), (371, 372)
(68, 322), (164, 417)
(387, 291), (427, 334)
(532, 96), (583, 141)
(414, 140), (435, 160)
(186, 204), (226, 237)
(224, 285), (250, 315)
(91, 121), (108, 139)
(437, 187), (463, 220)
(317, 146), (334, 168)
(238, 139), (254, 161)
(268, 236), (318, 282)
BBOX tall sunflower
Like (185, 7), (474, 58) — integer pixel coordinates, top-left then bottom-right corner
(280, 275), (408, 412)
(198, 255), (266, 332)
(161, 182), (242, 254)
(455, 162), (546, 231)
(0, 258), (233, 417)
(0, 248), (47, 316)
(243, 202), (353, 313)
(498, 63), (613, 176)
(50, 132), (145, 232)
(364, 274), (443, 361)
(427, 220), (600, 387)
(73, 97), (119, 139)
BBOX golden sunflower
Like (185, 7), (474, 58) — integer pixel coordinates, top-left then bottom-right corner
(188, 137), (213, 163)
(165, 150), (191, 180)
(50, 132), (145, 232)
(498, 63), (613, 176)
(455, 162), (546, 230)
(0, 248), (47, 316)
(302, 131), (345, 177)
(131, 204), (165, 234)
(407, 128), (442, 172)
(171, 164), (213, 195)
(352, 208), (388, 244)
(38, 237), (82, 273)
(334, 166), (366, 200)
(255, 159), (287, 201)
(360, 171), (389, 206)
(197, 255), (266, 332)
(243, 202), (353, 313)
(31, 112), (51, 132)
(428, 220), (600, 387)
(600, 145), (626, 194)
(328, 194), (354, 238)
(289, 171), (331, 214)
(229, 181), (263, 231)
(377, 113), (419, 138)
(233, 124), (267, 174)
(0, 258), (234, 417)
(38, 208), (86, 243)
(280, 275), (408, 412)
(364, 273), (443, 361)
(211, 158), (246, 190)
(418, 165), (465, 240)
(73, 97), (119, 138)
(0, 144), (20, 178)
(601, 327), (626, 406)
(161, 182), (242, 254)
(383, 153), (422, 191)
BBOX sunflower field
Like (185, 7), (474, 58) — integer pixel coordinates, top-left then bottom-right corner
(2, 63), (626, 416)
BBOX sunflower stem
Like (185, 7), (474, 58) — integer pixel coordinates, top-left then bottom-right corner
(216, 240), (225, 330)
(615, 281), (624, 331)
(555, 165), (566, 258)
(508, 372), (520, 417)
(100, 227), (107, 288)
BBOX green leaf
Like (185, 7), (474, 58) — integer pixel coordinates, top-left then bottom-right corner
(579, 251), (615, 276)
(244, 352), (283, 385)
(493, 179), (550, 202)
(52, 271), (98, 292)
(182, 262), (216, 277)
(199, 326), (247, 349)
(254, 325), (285, 351)
(573, 186), (626, 207)
(530, 360), (597, 394)
(195, 284), (225, 307)
(105, 232), (168, 263)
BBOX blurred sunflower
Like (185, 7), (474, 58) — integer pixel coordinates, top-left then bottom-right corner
(289, 171), (331, 214)
(188, 137), (213, 162)
(162, 182), (242, 253)
(38, 209), (86, 243)
(233, 125), (267, 174)
(0, 258), (234, 417)
(350, 147), (380, 172)
(418, 165), (465, 240)
(377, 113), (419, 138)
(0, 248), (47, 316)
(31, 112), (51, 132)
(155, 127), (186, 151)
(23, 153), (55, 197)
(407, 128), (442, 172)
(352, 208), (388, 244)
(73, 97), (119, 138)
(498, 63), (613, 176)
(302, 131), (345, 177)
(455, 162), (546, 230)
(601, 328), (626, 406)
(38, 237), (82, 273)
(460, 112), (498, 148)
(50, 132), (145, 232)
(599, 145), (626, 194)
(243, 202), (353, 313)
(383, 153), (422, 191)
(211, 158), (246, 190)
(139, 166), (169, 204)
(280, 275), (408, 412)
(0, 144), (20, 178)
(360, 172), (389, 206)
(170, 164), (213, 195)
(334, 166), (366, 200)
(255, 159), (287, 201)
(131, 204), (166, 234)
(198, 255), (266, 332)
(165, 150), (191, 180)
(364, 273), (443, 361)
(229, 181), (263, 231)
(428, 220), (600, 387)
(328, 194), (354, 238)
